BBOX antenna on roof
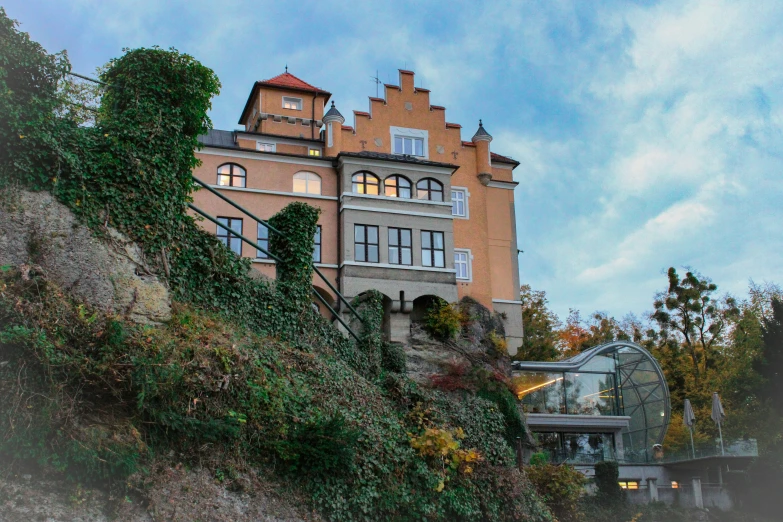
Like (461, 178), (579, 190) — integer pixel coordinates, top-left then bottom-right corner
(370, 70), (381, 98)
(285, 64), (288, 73)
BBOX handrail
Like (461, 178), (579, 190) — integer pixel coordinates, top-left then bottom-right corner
(191, 176), (365, 323)
(188, 202), (362, 341)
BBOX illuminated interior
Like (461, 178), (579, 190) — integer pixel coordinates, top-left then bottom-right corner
(512, 341), (671, 462)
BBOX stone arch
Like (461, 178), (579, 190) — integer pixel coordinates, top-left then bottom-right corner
(355, 290), (393, 341)
(410, 294), (447, 324)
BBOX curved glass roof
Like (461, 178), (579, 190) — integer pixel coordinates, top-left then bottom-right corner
(512, 341), (671, 459)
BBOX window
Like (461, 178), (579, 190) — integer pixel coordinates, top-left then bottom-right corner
(671, 481), (679, 489)
(354, 225), (379, 263)
(352, 172), (380, 195)
(313, 225), (322, 263)
(257, 142), (275, 152)
(293, 172), (322, 195)
(454, 249), (471, 280)
(282, 96), (302, 110)
(451, 187), (468, 217)
(216, 217), (243, 256)
(394, 136), (424, 156)
(421, 231), (445, 268)
(618, 481), (639, 490)
(388, 228), (412, 265)
(308, 148), (321, 157)
(217, 164), (246, 188)
(257, 222), (269, 259)
(417, 178), (444, 202)
(384, 175), (411, 198)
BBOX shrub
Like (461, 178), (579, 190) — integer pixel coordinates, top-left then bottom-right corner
(526, 462), (586, 522)
(594, 460), (625, 505)
(425, 300), (463, 341)
(381, 341), (406, 373)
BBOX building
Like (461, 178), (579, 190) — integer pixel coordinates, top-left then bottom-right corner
(192, 69), (524, 352)
(513, 341), (757, 509)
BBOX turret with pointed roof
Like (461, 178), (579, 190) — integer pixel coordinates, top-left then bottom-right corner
(472, 119), (492, 142)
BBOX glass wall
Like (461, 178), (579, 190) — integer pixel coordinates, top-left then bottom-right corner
(534, 432), (616, 464)
(515, 371), (618, 416)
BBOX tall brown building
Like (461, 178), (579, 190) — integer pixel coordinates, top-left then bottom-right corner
(192, 69), (524, 353)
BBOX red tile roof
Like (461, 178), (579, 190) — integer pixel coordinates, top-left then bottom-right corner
(341, 125), (354, 131)
(353, 110), (370, 117)
(430, 105), (446, 111)
(399, 69), (415, 75)
(369, 97), (385, 103)
(491, 152), (519, 165)
(461, 141), (476, 147)
(446, 122), (462, 129)
(384, 83), (400, 90)
(258, 72), (330, 95)
(415, 88), (430, 93)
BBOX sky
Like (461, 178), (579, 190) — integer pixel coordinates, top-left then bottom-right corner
(5, 0), (782, 321)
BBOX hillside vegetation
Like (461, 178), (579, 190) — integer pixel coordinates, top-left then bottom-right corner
(0, 9), (551, 521)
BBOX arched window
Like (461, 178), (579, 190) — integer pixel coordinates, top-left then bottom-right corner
(384, 175), (412, 198)
(293, 171), (321, 195)
(352, 171), (380, 195)
(416, 178), (444, 202)
(217, 163), (246, 188)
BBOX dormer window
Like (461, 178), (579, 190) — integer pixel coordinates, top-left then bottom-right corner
(394, 136), (424, 156)
(283, 97), (302, 110)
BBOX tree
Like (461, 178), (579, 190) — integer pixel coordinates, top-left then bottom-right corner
(760, 299), (783, 413)
(651, 268), (739, 383)
(516, 285), (561, 361)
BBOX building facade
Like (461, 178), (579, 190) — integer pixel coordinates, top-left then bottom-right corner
(192, 69), (524, 352)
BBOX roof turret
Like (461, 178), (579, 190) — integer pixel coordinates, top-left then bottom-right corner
(322, 101), (345, 124)
(472, 119), (492, 142)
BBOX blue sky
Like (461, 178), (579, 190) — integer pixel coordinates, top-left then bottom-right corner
(6, 0), (782, 320)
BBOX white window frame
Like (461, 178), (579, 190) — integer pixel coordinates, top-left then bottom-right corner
(454, 248), (472, 282)
(256, 142), (276, 152)
(451, 187), (469, 218)
(293, 171), (322, 195)
(308, 148), (322, 157)
(390, 126), (428, 159)
(282, 96), (302, 110)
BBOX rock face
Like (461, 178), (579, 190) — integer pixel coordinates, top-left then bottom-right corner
(404, 297), (509, 384)
(0, 188), (170, 324)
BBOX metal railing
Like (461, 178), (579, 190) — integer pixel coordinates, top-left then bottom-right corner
(189, 177), (364, 341)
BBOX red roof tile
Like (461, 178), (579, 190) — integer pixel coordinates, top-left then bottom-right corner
(258, 72), (330, 95)
(384, 83), (400, 90)
(461, 141), (476, 147)
(341, 125), (354, 131)
(415, 88), (430, 93)
(399, 69), (415, 75)
(491, 152), (519, 165)
(446, 122), (462, 129)
(353, 110), (370, 117)
(430, 105), (446, 110)
(369, 97), (385, 103)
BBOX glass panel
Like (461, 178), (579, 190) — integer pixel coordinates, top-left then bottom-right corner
(355, 245), (365, 262)
(394, 137), (403, 154)
(309, 177), (321, 194)
(218, 165), (230, 174)
(368, 245), (378, 262)
(432, 188), (443, 202)
(422, 250), (432, 267)
(218, 175), (230, 186)
(388, 229), (398, 246)
(433, 233), (444, 249)
(366, 181), (379, 195)
(230, 220), (242, 233)
(355, 226), (364, 243)
(404, 138), (412, 155)
(564, 373), (617, 416)
(414, 139), (423, 156)
(512, 372), (565, 414)
(313, 245), (321, 262)
(434, 251), (444, 267)
(579, 355), (616, 372)
(400, 186), (411, 198)
(368, 226), (378, 243)
(401, 229), (411, 246)
(402, 249), (411, 265)
(422, 232), (431, 248)
(233, 175), (245, 188)
(389, 247), (399, 264)
(293, 178), (307, 193)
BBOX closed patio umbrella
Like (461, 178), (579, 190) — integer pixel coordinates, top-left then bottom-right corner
(711, 392), (726, 455)
(684, 399), (696, 459)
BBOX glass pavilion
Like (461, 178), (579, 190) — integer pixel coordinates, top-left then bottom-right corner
(512, 341), (671, 463)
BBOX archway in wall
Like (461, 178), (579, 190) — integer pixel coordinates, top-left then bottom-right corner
(355, 291), (393, 341)
(312, 286), (336, 320)
(410, 295), (447, 324)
